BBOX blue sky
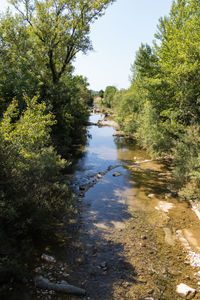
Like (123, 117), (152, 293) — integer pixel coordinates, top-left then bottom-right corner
(0, 0), (172, 91)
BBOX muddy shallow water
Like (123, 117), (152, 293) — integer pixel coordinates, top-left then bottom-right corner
(7, 113), (200, 299)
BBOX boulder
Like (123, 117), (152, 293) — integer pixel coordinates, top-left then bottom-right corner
(176, 283), (196, 299)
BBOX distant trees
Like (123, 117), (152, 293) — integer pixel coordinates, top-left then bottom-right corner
(98, 90), (104, 99)
(103, 85), (117, 107)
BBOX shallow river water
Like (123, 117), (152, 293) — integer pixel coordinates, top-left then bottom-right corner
(7, 113), (200, 299)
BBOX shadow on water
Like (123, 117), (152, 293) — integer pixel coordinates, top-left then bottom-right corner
(55, 167), (140, 300)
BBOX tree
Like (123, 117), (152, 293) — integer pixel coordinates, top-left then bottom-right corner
(98, 89), (104, 99)
(8, 0), (115, 87)
(0, 0), (115, 149)
(103, 85), (117, 107)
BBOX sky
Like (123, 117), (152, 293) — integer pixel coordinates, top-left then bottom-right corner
(0, 0), (172, 91)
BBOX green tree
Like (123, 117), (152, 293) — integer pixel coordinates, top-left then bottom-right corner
(8, 0), (115, 87)
(103, 85), (117, 107)
(0, 0), (115, 150)
(0, 94), (69, 279)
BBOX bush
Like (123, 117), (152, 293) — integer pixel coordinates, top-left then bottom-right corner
(173, 126), (200, 202)
(0, 95), (70, 280)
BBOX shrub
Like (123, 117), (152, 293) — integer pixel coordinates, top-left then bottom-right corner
(173, 126), (200, 202)
(0, 95), (70, 280)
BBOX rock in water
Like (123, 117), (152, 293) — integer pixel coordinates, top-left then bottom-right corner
(34, 276), (86, 295)
(176, 283), (196, 299)
(41, 254), (56, 263)
(112, 130), (126, 137)
(113, 172), (121, 177)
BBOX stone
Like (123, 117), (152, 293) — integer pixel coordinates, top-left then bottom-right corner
(112, 131), (126, 137)
(97, 173), (102, 179)
(140, 241), (146, 247)
(35, 267), (42, 273)
(34, 276), (85, 295)
(169, 269), (181, 276)
(97, 120), (119, 128)
(176, 283), (196, 299)
(100, 261), (107, 268)
(41, 254), (56, 263)
(165, 193), (172, 199)
(113, 172), (121, 177)
(147, 194), (155, 198)
(194, 271), (200, 278)
(62, 272), (70, 278)
(147, 289), (154, 294)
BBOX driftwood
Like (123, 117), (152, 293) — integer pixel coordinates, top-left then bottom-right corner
(34, 276), (86, 295)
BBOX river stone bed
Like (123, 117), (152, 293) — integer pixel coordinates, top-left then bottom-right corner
(28, 164), (200, 300)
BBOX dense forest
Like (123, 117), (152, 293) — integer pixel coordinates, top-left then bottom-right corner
(0, 0), (115, 288)
(102, 0), (200, 207)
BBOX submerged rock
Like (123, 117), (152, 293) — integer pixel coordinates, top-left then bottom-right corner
(41, 254), (56, 263)
(176, 283), (196, 299)
(34, 276), (86, 295)
(112, 130), (126, 137)
(79, 185), (86, 191)
(100, 261), (107, 269)
(113, 172), (121, 177)
(97, 120), (119, 128)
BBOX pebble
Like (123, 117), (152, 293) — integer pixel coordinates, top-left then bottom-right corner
(79, 186), (86, 191)
(100, 261), (107, 268)
(35, 267), (42, 273)
(147, 289), (154, 294)
(147, 194), (155, 198)
(165, 193), (172, 199)
(194, 271), (200, 278)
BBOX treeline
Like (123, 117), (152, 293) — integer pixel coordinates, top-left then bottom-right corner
(103, 0), (200, 203)
(0, 0), (115, 286)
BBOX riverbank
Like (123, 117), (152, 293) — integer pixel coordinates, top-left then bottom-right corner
(6, 110), (200, 299)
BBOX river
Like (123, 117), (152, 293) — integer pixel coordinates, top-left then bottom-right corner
(7, 112), (200, 299)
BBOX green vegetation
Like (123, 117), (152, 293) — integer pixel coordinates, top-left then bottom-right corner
(103, 0), (200, 203)
(0, 0), (115, 285)
(0, 95), (68, 282)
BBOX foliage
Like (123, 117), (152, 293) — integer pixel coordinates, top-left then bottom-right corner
(98, 89), (104, 99)
(108, 0), (200, 201)
(173, 126), (200, 202)
(8, 0), (116, 86)
(103, 85), (117, 107)
(0, 95), (69, 279)
(0, 0), (113, 151)
(0, 0), (115, 286)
